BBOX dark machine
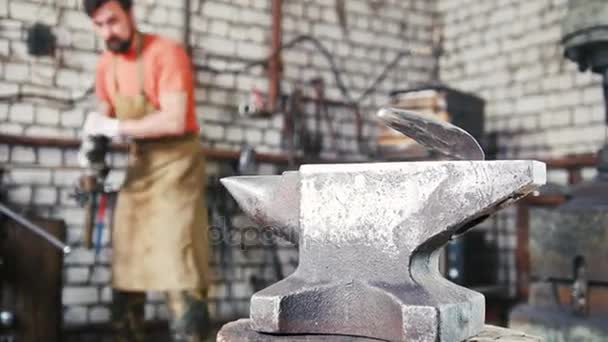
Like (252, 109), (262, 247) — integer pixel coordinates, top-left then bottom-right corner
(509, 0), (608, 339)
(0, 169), (69, 341)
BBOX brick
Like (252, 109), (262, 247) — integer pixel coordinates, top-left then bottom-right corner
(145, 304), (156, 321)
(89, 307), (110, 323)
(63, 287), (98, 305)
(203, 36), (236, 55)
(37, 147), (63, 166)
(284, 2), (304, 17)
(206, 89), (233, 108)
(202, 123), (225, 140)
(100, 286), (112, 303)
(210, 19), (230, 36)
(71, 31), (96, 50)
(5, 62), (29, 82)
(25, 126), (64, 137)
(0, 145), (8, 162)
(149, 6), (168, 24)
(62, 9), (91, 30)
(7, 186), (32, 204)
(56, 69), (83, 88)
(11, 146), (36, 164)
(63, 149), (81, 167)
(62, 50), (99, 71)
(313, 23), (342, 40)
(36, 107), (61, 125)
(0, 0), (6, 17)
(66, 267), (90, 283)
(9, 103), (35, 124)
(232, 282), (252, 299)
(238, 9), (270, 25)
(264, 130), (281, 146)
(236, 41), (265, 59)
(167, 9), (185, 28)
(0, 38), (7, 56)
(66, 227), (82, 245)
(9, 2), (40, 22)
(156, 303), (170, 320)
(213, 73), (236, 88)
(64, 306), (87, 324)
(190, 15), (208, 33)
(583, 87), (603, 104)
(32, 186), (57, 205)
(516, 96), (545, 115)
(64, 247), (95, 265)
(244, 129), (263, 144)
(321, 8), (338, 24)
(58, 188), (77, 207)
(89, 267), (111, 284)
(226, 127), (243, 142)
(203, 2), (237, 21)
(283, 49), (309, 67)
(0, 123), (24, 135)
(247, 26), (266, 43)
(30, 64), (56, 85)
(59, 204), (87, 226)
(61, 109), (85, 128)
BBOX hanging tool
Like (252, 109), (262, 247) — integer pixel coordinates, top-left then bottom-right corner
(94, 193), (108, 258)
(72, 135), (111, 249)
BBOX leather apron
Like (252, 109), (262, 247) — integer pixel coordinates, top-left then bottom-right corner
(110, 34), (210, 291)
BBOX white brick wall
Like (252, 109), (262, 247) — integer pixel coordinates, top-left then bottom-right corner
(439, 0), (605, 159)
(2, 0), (437, 327)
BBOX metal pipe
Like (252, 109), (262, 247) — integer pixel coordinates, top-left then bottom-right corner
(183, 0), (192, 56)
(0, 203), (71, 254)
(268, 0), (283, 113)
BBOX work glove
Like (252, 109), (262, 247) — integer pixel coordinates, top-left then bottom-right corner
(77, 137), (95, 168)
(78, 112), (119, 168)
(82, 111), (120, 139)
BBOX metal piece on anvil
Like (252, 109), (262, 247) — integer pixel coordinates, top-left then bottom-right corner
(377, 107), (485, 160)
(224, 160), (545, 341)
(220, 171), (300, 244)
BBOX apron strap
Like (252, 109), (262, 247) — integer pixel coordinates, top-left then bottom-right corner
(112, 31), (146, 97)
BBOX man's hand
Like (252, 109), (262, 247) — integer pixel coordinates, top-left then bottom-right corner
(82, 111), (120, 139)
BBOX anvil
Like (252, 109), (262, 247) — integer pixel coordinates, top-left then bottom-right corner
(221, 108), (546, 341)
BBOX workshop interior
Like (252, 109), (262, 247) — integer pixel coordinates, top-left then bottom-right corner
(1, 0), (607, 341)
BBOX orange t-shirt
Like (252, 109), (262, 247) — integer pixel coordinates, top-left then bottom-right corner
(95, 34), (199, 134)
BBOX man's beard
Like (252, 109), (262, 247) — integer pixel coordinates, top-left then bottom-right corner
(105, 31), (134, 54)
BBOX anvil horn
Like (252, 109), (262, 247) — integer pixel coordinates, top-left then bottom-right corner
(220, 171), (300, 243)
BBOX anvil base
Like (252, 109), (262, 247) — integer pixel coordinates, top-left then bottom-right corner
(216, 319), (541, 342)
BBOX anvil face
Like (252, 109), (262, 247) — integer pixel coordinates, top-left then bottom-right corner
(222, 160), (546, 342)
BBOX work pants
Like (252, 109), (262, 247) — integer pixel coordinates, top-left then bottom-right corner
(111, 289), (209, 342)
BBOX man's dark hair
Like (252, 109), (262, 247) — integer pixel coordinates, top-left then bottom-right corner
(83, 0), (133, 17)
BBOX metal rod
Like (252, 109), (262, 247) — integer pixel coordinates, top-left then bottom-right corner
(267, 0), (283, 113)
(183, 0), (192, 56)
(0, 203), (71, 254)
(603, 70), (608, 144)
